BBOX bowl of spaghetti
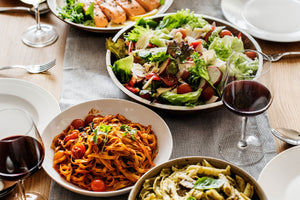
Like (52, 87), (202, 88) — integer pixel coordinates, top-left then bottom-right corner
(41, 98), (172, 197)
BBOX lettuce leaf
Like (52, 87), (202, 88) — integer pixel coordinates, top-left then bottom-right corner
(208, 36), (244, 61)
(106, 38), (127, 59)
(157, 9), (208, 30)
(159, 89), (202, 106)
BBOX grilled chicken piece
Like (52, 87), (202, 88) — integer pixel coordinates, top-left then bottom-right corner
(95, 0), (127, 24)
(135, 0), (160, 11)
(115, 0), (146, 17)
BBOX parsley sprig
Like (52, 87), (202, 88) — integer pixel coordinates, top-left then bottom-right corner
(93, 124), (112, 145)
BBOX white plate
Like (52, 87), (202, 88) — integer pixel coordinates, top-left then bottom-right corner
(48, 0), (174, 33)
(0, 78), (61, 132)
(258, 146), (300, 200)
(42, 98), (173, 197)
(221, 0), (300, 42)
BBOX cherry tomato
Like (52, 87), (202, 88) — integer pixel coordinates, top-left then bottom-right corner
(148, 43), (157, 48)
(201, 86), (215, 101)
(64, 130), (79, 142)
(71, 119), (85, 129)
(91, 179), (106, 192)
(160, 74), (178, 87)
(71, 143), (85, 159)
(219, 30), (232, 38)
(84, 115), (95, 126)
(177, 83), (193, 94)
(245, 51), (257, 60)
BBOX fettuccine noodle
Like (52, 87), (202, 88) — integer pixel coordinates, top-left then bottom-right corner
(51, 109), (158, 191)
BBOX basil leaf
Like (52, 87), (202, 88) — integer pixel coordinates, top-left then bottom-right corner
(194, 177), (225, 190)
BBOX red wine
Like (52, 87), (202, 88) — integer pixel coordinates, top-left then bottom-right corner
(0, 135), (44, 181)
(222, 80), (272, 116)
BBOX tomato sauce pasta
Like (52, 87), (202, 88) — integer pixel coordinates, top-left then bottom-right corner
(51, 109), (158, 191)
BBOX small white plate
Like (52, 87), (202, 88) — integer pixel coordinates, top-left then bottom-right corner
(221, 0), (300, 42)
(0, 78), (61, 132)
(42, 98), (173, 197)
(258, 146), (300, 200)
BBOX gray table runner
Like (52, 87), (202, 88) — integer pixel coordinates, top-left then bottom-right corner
(49, 0), (277, 199)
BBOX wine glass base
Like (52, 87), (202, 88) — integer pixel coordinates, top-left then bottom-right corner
(218, 134), (264, 166)
(22, 24), (58, 48)
(14, 192), (46, 200)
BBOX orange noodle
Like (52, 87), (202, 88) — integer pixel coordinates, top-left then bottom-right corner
(51, 109), (158, 191)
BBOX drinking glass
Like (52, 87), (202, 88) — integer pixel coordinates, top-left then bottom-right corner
(21, 0), (58, 47)
(219, 50), (272, 165)
(0, 108), (46, 200)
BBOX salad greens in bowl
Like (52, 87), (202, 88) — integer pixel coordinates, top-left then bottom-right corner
(106, 9), (261, 111)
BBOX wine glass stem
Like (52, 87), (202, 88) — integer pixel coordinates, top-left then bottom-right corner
(33, 3), (41, 30)
(17, 179), (27, 200)
(238, 116), (248, 149)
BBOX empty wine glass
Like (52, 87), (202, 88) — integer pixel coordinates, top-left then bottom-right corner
(21, 0), (58, 47)
(219, 50), (273, 166)
(0, 108), (46, 200)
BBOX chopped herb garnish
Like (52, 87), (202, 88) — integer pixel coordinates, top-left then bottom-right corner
(159, 0), (165, 5)
(121, 124), (137, 141)
(93, 124), (112, 144)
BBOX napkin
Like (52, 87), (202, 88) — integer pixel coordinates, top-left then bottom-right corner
(50, 0), (277, 199)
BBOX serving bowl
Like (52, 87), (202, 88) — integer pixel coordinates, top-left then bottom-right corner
(42, 98), (173, 197)
(129, 156), (268, 200)
(106, 13), (261, 112)
(47, 0), (174, 33)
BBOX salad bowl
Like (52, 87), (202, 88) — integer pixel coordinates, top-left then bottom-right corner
(106, 11), (261, 111)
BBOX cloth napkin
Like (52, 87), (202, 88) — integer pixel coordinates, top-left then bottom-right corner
(49, 0), (277, 199)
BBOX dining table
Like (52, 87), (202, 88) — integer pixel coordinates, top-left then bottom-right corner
(1, 0), (300, 199)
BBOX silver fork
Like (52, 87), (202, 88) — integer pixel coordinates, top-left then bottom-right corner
(0, 59), (56, 73)
(267, 51), (300, 62)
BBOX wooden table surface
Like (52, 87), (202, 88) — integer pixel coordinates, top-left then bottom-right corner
(1, 0), (299, 199)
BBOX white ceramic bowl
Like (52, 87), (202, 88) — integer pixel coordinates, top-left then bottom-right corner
(42, 98), (173, 197)
(106, 13), (262, 112)
(47, 0), (174, 33)
(129, 156), (267, 200)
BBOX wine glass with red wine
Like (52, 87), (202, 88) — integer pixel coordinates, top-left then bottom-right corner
(219, 49), (272, 166)
(0, 108), (45, 200)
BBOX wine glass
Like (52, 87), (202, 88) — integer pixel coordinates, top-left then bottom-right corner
(0, 108), (46, 200)
(219, 49), (272, 166)
(21, 0), (58, 47)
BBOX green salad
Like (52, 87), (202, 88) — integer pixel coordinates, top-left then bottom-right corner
(107, 9), (259, 107)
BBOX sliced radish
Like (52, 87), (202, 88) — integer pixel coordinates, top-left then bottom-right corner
(199, 78), (207, 89)
(158, 58), (171, 75)
(201, 86), (214, 101)
(205, 95), (220, 104)
(207, 66), (222, 86)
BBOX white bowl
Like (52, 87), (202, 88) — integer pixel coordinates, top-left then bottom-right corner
(106, 13), (261, 112)
(129, 156), (268, 200)
(42, 98), (173, 197)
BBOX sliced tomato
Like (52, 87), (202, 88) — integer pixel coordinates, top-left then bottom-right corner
(161, 74), (178, 87)
(64, 131), (79, 142)
(177, 83), (193, 94)
(71, 143), (85, 159)
(148, 43), (156, 48)
(128, 76), (137, 87)
(205, 26), (215, 42)
(145, 73), (161, 81)
(71, 119), (85, 129)
(238, 32), (242, 39)
(245, 51), (257, 60)
(91, 179), (106, 192)
(219, 30), (232, 38)
(189, 40), (202, 49)
(127, 41), (134, 54)
(124, 84), (140, 93)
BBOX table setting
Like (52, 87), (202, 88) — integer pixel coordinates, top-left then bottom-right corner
(0, 0), (300, 199)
